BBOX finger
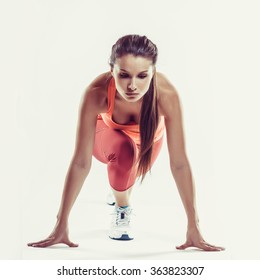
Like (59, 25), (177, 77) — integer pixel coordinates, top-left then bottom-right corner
(204, 244), (225, 251)
(200, 241), (225, 251)
(207, 243), (225, 251)
(65, 241), (79, 248)
(31, 239), (56, 248)
(28, 237), (57, 248)
(201, 245), (219, 251)
(196, 242), (222, 251)
(176, 241), (219, 251)
(217, 246), (225, 251)
(176, 242), (190, 250)
(28, 238), (78, 248)
(27, 238), (52, 247)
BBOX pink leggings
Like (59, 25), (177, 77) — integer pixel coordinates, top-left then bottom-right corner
(93, 119), (163, 192)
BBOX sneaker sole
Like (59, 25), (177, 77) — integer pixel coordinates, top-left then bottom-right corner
(107, 202), (115, 206)
(109, 234), (134, 241)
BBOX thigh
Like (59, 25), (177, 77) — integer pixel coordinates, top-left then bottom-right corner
(93, 119), (138, 164)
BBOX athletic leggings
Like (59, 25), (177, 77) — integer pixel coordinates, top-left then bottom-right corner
(93, 119), (163, 191)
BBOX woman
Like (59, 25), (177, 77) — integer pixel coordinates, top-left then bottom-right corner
(28, 35), (224, 251)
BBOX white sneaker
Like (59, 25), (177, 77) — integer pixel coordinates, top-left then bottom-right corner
(109, 206), (134, 240)
(106, 192), (116, 206)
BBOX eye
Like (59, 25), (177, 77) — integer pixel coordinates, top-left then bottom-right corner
(119, 73), (129, 78)
(138, 75), (147, 79)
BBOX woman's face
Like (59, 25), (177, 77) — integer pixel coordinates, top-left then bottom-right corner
(111, 54), (154, 103)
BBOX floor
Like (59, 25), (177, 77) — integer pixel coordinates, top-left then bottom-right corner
(1, 143), (258, 261)
(22, 161), (231, 260)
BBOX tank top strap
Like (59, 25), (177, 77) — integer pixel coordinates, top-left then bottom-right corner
(107, 77), (116, 115)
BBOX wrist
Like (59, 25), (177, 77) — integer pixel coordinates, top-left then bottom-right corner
(187, 222), (199, 231)
(56, 216), (68, 227)
(187, 217), (199, 229)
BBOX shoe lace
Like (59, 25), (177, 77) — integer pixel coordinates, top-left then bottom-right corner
(111, 207), (132, 226)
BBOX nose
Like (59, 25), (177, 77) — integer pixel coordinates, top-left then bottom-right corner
(127, 79), (137, 91)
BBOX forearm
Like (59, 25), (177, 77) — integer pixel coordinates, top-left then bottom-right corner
(57, 161), (91, 224)
(171, 163), (199, 228)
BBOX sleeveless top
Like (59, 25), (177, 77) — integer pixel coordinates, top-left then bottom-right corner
(98, 77), (165, 145)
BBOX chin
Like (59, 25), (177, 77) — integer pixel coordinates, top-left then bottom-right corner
(124, 96), (142, 102)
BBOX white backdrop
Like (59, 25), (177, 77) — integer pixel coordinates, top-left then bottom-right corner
(0, 0), (260, 260)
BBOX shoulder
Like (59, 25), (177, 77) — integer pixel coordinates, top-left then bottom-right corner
(88, 71), (112, 90)
(81, 71), (112, 113)
(156, 72), (181, 119)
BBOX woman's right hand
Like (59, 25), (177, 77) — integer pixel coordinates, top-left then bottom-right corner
(27, 221), (78, 248)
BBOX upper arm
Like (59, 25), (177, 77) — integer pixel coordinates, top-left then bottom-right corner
(71, 87), (101, 168)
(158, 77), (189, 169)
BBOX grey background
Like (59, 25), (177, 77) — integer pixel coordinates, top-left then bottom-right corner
(0, 0), (259, 259)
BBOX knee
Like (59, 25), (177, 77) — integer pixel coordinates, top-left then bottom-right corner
(109, 137), (136, 167)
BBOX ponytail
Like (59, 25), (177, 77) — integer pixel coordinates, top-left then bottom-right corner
(137, 74), (159, 181)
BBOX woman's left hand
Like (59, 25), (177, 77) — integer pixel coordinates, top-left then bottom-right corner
(176, 226), (225, 251)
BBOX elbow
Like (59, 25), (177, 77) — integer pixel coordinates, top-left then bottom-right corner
(71, 158), (92, 172)
(170, 159), (190, 172)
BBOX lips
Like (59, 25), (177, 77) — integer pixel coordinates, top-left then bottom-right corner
(126, 92), (139, 96)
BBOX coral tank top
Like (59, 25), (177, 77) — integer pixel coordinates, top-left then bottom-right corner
(98, 77), (165, 145)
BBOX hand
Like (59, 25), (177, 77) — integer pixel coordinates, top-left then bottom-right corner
(176, 225), (225, 251)
(27, 221), (78, 248)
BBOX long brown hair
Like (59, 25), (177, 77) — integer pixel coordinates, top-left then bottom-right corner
(109, 35), (159, 182)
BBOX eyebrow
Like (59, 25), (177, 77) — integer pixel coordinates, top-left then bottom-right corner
(120, 68), (149, 74)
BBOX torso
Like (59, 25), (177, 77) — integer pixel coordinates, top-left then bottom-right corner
(90, 71), (175, 123)
(112, 94), (142, 125)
